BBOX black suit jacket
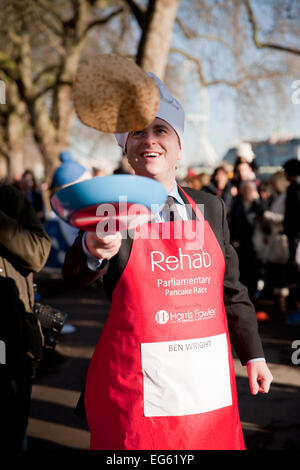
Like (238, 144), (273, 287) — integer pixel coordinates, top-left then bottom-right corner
(63, 186), (264, 365)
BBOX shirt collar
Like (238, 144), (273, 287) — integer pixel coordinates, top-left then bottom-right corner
(168, 183), (185, 206)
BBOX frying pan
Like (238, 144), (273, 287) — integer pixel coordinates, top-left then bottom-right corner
(51, 175), (167, 234)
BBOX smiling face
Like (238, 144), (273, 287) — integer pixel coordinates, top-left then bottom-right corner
(125, 118), (182, 191)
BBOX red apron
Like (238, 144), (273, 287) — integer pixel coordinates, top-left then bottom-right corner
(84, 188), (245, 450)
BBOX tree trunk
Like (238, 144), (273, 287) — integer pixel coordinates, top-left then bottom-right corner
(4, 84), (27, 182)
(137, 0), (181, 80)
(7, 112), (24, 181)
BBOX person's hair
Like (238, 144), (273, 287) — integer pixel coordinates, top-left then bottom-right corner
(22, 169), (37, 189)
(212, 166), (227, 180)
(239, 180), (257, 193)
(234, 159), (251, 173)
(198, 172), (211, 186)
(268, 171), (289, 194)
(258, 181), (270, 193)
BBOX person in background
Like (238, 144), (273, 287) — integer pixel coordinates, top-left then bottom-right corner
(185, 170), (211, 191)
(45, 151), (92, 269)
(202, 166), (234, 212)
(231, 142), (259, 194)
(0, 183), (51, 449)
(257, 181), (272, 210)
(283, 159), (300, 319)
(232, 160), (259, 193)
(185, 168), (202, 190)
(50, 151), (92, 193)
(229, 180), (263, 305)
(198, 172), (211, 189)
(49, 150), (92, 244)
(17, 169), (45, 223)
(221, 161), (234, 180)
(253, 171), (290, 315)
(235, 142), (258, 175)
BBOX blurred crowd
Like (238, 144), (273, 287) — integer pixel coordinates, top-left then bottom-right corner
(8, 144), (300, 323)
(182, 144), (300, 323)
(1, 144), (299, 450)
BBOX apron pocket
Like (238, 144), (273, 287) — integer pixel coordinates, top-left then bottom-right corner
(141, 333), (232, 417)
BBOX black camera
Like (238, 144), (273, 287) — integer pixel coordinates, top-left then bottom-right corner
(33, 302), (68, 348)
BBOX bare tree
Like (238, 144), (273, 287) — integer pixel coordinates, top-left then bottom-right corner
(244, 0), (300, 56)
(125, 0), (181, 79)
(1, 0), (299, 181)
(167, 0), (300, 138)
(0, 0), (182, 181)
(0, 0), (124, 181)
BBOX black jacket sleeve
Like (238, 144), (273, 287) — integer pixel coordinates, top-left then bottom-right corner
(181, 187), (265, 365)
(220, 195), (265, 364)
(0, 184), (51, 273)
(62, 231), (104, 288)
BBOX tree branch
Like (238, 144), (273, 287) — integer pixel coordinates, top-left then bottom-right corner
(123, 0), (145, 29)
(135, 0), (156, 67)
(171, 48), (286, 88)
(244, 0), (300, 56)
(176, 18), (235, 52)
(175, 17), (198, 39)
(171, 48), (208, 86)
(36, 0), (64, 30)
(7, 29), (22, 46)
(80, 6), (124, 40)
(35, 20), (66, 57)
(33, 65), (60, 85)
(0, 146), (10, 161)
(34, 80), (73, 101)
(0, 51), (19, 81)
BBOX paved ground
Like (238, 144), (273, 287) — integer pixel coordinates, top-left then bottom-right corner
(27, 270), (300, 451)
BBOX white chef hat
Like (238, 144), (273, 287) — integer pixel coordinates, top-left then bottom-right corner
(115, 72), (185, 150)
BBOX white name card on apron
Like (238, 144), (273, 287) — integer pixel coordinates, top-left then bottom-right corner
(141, 333), (232, 417)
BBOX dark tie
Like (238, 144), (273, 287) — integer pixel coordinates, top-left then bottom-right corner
(165, 196), (182, 221)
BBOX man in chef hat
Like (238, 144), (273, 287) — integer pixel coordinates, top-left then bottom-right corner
(64, 72), (273, 451)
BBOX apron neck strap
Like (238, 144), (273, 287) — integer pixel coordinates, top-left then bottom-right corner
(177, 185), (204, 222)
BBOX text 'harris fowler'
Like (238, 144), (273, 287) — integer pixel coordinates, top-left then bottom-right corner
(150, 247), (212, 272)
